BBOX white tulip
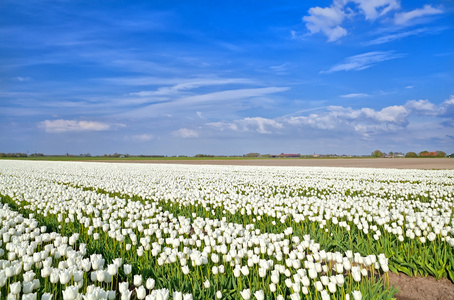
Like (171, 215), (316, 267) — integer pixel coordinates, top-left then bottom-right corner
(41, 293), (53, 300)
(10, 282), (21, 295)
(119, 282), (129, 294)
(62, 285), (78, 300)
(146, 278), (156, 290)
(124, 264), (132, 275)
(173, 291), (183, 300)
(289, 293), (300, 300)
(203, 279), (210, 288)
(240, 289), (251, 300)
(107, 264), (117, 276)
(352, 291), (362, 300)
(136, 286), (146, 300)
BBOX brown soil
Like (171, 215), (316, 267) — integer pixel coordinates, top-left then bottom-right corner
(388, 272), (454, 300)
(94, 158), (454, 170)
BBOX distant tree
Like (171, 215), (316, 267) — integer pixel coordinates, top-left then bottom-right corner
(405, 152), (418, 158)
(371, 150), (384, 158)
(419, 151), (429, 157)
(243, 153), (260, 157)
(436, 151), (446, 157)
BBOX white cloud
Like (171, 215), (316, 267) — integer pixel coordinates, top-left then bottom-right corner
(303, 4), (347, 42)
(351, 0), (400, 21)
(176, 87), (289, 105)
(39, 119), (111, 133)
(207, 121), (239, 131)
(172, 128), (199, 138)
(16, 77), (30, 82)
(440, 95), (454, 117)
(404, 99), (439, 115)
(303, 1), (443, 43)
(443, 95), (454, 106)
(208, 117), (283, 134)
(240, 117), (283, 134)
(286, 114), (339, 130)
(322, 51), (403, 73)
(284, 104), (409, 136)
(303, 0), (400, 41)
(129, 134), (154, 141)
(394, 5), (443, 26)
(117, 86), (289, 120)
(129, 78), (254, 97)
(203, 99), (452, 145)
(365, 28), (430, 45)
(340, 93), (370, 98)
(270, 63), (289, 74)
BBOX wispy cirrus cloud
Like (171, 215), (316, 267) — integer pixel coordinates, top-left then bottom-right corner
(175, 87), (289, 105)
(39, 119), (112, 133)
(340, 93), (370, 98)
(394, 5), (443, 26)
(115, 86), (290, 119)
(16, 76), (31, 82)
(365, 28), (432, 45)
(322, 51), (403, 73)
(129, 78), (254, 97)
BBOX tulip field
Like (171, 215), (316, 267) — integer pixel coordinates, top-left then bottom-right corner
(0, 160), (453, 300)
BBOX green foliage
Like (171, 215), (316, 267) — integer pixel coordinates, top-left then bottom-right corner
(371, 150), (385, 158)
(405, 152), (418, 158)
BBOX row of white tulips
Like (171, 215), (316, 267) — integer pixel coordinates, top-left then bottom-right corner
(1, 161), (453, 249)
(0, 202), (193, 299)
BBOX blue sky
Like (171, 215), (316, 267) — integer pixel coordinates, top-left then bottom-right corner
(1, 0), (453, 156)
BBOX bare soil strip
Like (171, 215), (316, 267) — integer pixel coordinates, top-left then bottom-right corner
(388, 272), (454, 300)
(93, 158), (454, 169)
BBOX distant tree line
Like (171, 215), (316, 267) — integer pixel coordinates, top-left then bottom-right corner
(0, 153), (28, 157)
(103, 153), (130, 157)
(243, 153), (260, 157)
(371, 150), (447, 158)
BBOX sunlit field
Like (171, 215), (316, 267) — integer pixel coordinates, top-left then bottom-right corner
(0, 161), (453, 299)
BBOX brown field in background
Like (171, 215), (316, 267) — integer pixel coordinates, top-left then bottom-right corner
(96, 158), (454, 169)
